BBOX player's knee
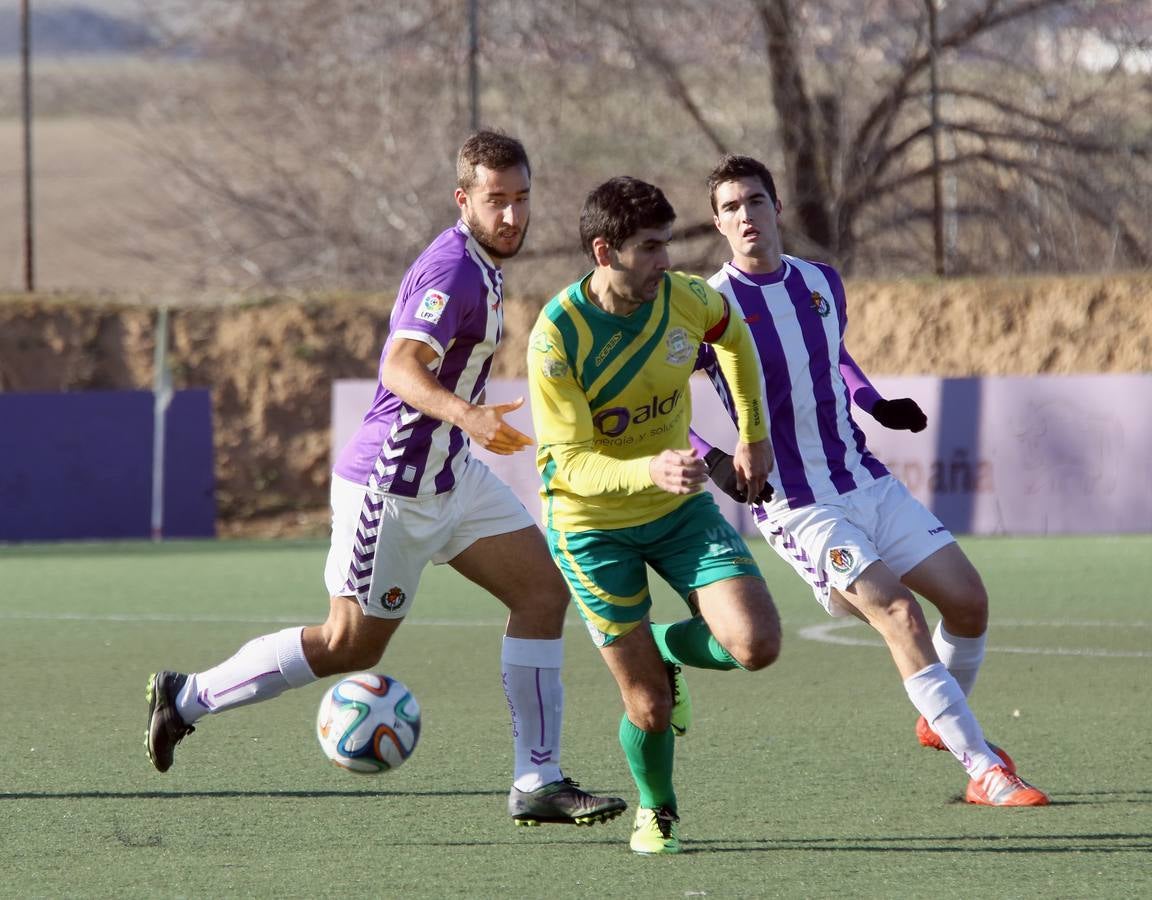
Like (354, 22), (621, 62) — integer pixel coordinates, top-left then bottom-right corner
(623, 686), (673, 733)
(934, 576), (989, 636)
(737, 633), (781, 671)
(944, 591), (989, 636)
(316, 621), (386, 673)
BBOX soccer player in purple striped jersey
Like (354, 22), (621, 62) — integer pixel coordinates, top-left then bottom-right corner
(692, 154), (1048, 807)
(144, 131), (625, 828)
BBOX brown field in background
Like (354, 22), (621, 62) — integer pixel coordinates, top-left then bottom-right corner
(0, 116), (179, 293)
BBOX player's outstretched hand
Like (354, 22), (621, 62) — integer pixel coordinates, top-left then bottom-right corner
(464, 397), (535, 455)
(872, 398), (927, 433)
(650, 449), (708, 495)
(706, 448), (774, 504)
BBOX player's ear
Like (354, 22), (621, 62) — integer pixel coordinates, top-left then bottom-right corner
(713, 214), (723, 233)
(454, 187), (469, 213)
(591, 236), (614, 267)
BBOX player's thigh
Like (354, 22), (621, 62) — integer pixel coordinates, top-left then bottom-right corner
(695, 575), (781, 669)
(547, 526), (652, 649)
(901, 542), (988, 634)
(448, 525), (570, 631)
(324, 475), (440, 619)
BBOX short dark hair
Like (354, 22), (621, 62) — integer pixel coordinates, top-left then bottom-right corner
(707, 154), (778, 213)
(457, 130), (531, 191)
(579, 176), (676, 260)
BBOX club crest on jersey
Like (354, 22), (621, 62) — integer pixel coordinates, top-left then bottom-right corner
(828, 548), (854, 573)
(665, 327), (694, 365)
(416, 289), (449, 323)
(810, 291), (831, 317)
(381, 586), (407, 610)
(687, 278), (709, 304)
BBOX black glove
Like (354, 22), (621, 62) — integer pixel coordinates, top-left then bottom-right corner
(704, 448), (774, 504)
(871, 398), (927, 433)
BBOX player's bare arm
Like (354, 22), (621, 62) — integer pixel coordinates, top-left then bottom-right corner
(381, 337), (532, 455)
(731, 438), (773, 503)
(649, 448), (708, 495)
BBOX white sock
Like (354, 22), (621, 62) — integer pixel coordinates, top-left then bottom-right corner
(502, 636), (565, 792)
(903, 662), (999, 779)
(177, 626), (317, 725)
(932, 621), (987, 696)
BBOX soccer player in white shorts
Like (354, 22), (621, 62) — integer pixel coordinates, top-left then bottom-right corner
(144, 131), (625, 827)
(690, 154), (1048, 807)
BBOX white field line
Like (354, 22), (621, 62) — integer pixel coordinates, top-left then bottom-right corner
(0, 610), (507, 627)
(798, 618), (1152, 658)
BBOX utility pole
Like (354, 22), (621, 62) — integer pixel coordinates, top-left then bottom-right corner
(927, 0), (946, 277)
(468, 0), (480, 130)
(21, 0), (36, 291)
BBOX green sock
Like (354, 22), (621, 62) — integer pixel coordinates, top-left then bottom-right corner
(618, 716), (676, 811)
(652, 618), (741, 670)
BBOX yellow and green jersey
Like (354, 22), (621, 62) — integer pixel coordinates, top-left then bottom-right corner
(527, 270), (767, 531)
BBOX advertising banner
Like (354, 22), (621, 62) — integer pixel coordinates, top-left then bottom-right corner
(332, 375), (1152, 536)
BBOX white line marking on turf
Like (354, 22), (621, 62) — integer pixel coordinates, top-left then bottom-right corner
(798, 618), (1152, 658)
(0, 611), (507, 627)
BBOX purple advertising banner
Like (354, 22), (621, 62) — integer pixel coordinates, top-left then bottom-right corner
(0, 390), (216, 542)
(333, 375), (1152, 536)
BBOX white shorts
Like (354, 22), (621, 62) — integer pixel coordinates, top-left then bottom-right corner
(759, 476), (954, 617)
(324, 458), (536, 618)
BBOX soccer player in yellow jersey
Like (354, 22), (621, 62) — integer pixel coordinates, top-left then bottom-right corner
(527, 176), (782, 854)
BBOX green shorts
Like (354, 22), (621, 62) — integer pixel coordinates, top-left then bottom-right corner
(547, 492), (762, 647)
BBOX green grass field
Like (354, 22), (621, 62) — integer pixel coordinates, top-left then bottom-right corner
(1, 536), (1149, 899)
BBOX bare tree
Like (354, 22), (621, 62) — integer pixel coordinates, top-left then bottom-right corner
(524, 0), (1151, 275)
(127, 0), (1150, 287)
(131, 0), (473, 290)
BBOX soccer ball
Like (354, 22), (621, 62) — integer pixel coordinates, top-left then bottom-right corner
(316, 673), (421, 774)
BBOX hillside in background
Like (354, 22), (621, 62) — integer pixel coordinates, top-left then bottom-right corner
(2, 273), (1149, 525)
(0, 3), (157, 56)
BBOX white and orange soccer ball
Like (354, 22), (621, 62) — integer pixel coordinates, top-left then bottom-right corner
(316, 673), (421, 773)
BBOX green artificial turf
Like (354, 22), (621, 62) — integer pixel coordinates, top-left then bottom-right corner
(0, 536), (1148, 898)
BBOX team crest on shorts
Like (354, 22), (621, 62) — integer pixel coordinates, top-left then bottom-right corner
(810, 290), (830, 317)
(416, 289), (449, 323)
(828, 547), (854, 573)
(381, 586), (407, 610)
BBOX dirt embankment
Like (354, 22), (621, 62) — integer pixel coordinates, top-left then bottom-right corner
(1, 274), (1149, 525)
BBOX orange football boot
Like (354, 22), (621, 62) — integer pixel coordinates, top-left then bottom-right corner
(965, 765), (1050, 807)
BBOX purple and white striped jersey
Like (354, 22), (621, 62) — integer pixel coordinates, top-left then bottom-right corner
(334, 221), (505, 497)
(699, 255), (889, 511)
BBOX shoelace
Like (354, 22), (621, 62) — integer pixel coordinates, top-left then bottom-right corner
(984, 768), (1027, 800)
(653, 806), (679, 837)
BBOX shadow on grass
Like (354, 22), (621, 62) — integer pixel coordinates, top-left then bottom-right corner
(0, 788), (504, 800)
(943, 788), (1152, 806)
(679, 832), (1152, 855)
